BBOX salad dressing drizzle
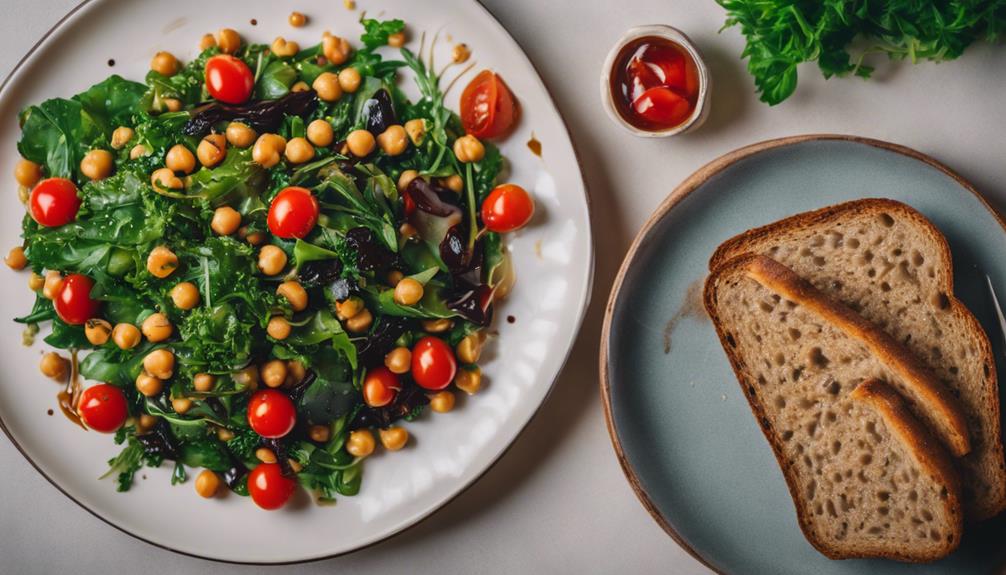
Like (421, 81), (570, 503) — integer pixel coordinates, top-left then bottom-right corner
(56, 349), (85, 429)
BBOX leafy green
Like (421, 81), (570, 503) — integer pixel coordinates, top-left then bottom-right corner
(297, 347), (357, 424)
(360, 18), (405, 50)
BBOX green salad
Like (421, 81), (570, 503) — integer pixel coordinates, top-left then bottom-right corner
(9, 16), (532, 509)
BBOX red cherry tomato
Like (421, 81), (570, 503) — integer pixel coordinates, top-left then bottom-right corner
(411, 336), (457, 391)
(247, 389), (296, 438)
(30, 178), (80, 227)
(205, 55), (254, 104)
(267, 187), (319, 239)
(460, 70), (518, 140)
(248, 463), (297, 510)
(77, 384), (128, 433)
(632, 87), (692, 127)
(363, 366), (401, 407)
(54, 274), (100, 325)
(481, 184), (534, 233)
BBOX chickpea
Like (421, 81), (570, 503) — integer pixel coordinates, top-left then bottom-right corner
(245, 231), (266, 246)
(197, 133), (227, 168)
(172, 397), (193, 415)
(387, 270), (404, 287)
(233, 366), (259, 391)
(28, 272), (45, 291)
(110, 126), (134, 150)
(290, 81), (310, 93)
(387, 31), (406, 48)
(335, 296), (364, 320)
(377, 125), (408, 156)
(256, 447), (277, 464)
(171, 281), (200, 310)
(14, 158), (43, 188)
(257, 245), (287, 276)
(39, 352), (68, 381)
(225, 122), (257, 148)
(422, 318), (453, 333)
(289, 11), (307, 27)
(338, 67), (361, 93)
(404, 119), (426, 145)
(393, 278), (424, 306)
(193, 373), (216, 392)
(84, 319), (112, 345)
(322, 32), (352, 65)
(150, 51), (180, 76)
(308, 424), (330, 443)
(311, 72), (343, 102)
(166, 144), (196, 174)
(284, 137), (315, 164)
(456, 332), (484, 364)
(5, 246), (26, 270)
(267, 316), (292, 340)
(137, 414), (159, 433)
(252, 134), (286, 168)
(271, 37), (300, 58)
(345, 429), (375, 458)
(42, 271), (63, 300)
(344, 308), (373, 333)
(163, 98), (183, 113)
(135, 373), (163, 397)
(210, 206), (241, 236)
(146, 246), (178, 278)
(454, 365), (482, 395)
(260, 359), (287, 388)
(217, 28), (242, 54)
(453, 134), (485, 163)
(198, 33), (217, 51)
(379, 427), (409, 451)
(397, 170), (419, 192)
(452, 43), (471, 64)
(276, 281), (308, 311)
(129, 144), (148, 160)
(112, 323), (141, 349)
(288, 458), (303, 473)
(400, 222), (418, 240)
(141, 312), (173, 342)
(442, 174), (463, 193)
(384, 347), (411, 374)
(306, 119), (334, 147)
(346, 129), (376, 157)
(151, 167), (183, 191)
(195, 469), (221, 498)
(429, 390), (456, 413)
(143, 348), (175, 379)
(80, 149), (114, 180)
(216, 427), (234, 441)
(285, 360), (306, 387)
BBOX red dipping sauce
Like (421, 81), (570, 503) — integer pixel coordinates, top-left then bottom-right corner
(609, 36), (700, 132)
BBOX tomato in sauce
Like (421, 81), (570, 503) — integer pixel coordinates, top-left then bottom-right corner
(609, 36), (700, 131)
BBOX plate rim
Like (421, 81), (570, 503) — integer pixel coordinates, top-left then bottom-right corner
(598, 133), (1006, 574)
(0, 0), (596, 565)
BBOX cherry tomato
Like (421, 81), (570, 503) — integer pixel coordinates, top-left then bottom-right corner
(205, 55), (255, 104)
(363, 366), (401, 407)
(247, 389), (296, 438)
(411, 336), (457, 391)
(54, 274), (100, 325)
(78, 384), (128, 433)
(460, 70), (518, 140)
(248, 463), (297, 510)
(632, 87), (692, 127)
(267, 187), (319, 239)
(30, 178), (80, 227)
(481, 184), (534, 233)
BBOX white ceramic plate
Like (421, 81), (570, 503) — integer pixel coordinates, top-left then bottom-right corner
(0, 0), (592, 563)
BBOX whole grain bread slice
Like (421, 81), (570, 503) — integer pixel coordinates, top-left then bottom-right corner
(704, 255), (963, 561)
(710, 198), (1005, 520)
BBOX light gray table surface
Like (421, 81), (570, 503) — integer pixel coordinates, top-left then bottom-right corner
(2, 1), (1005, 574)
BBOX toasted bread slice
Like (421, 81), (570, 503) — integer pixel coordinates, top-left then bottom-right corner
(710, 199), (1005, 519)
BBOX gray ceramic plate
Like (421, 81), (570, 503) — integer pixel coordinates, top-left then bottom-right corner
(601, 135), (1006, 575)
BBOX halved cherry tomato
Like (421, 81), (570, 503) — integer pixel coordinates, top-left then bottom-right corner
(460, 70), (518, 140)
(267, 187), (319, 239)
(363, 366), (401, 407)
(247, 389), (296, 438)
(54, 274), (100, 325)
(411, 336), (457, 391)
(481, 184), (534, 233)
(78, 384), (128, 433)
(632, 87), (692, 127)
(205, 55), (254, 104)
(248, 462), (297, 510)
(30, 178), (80, 227)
